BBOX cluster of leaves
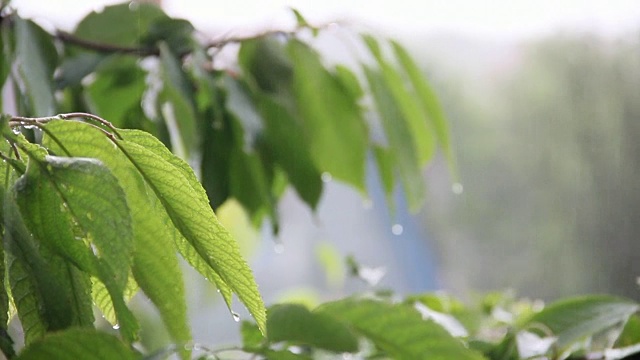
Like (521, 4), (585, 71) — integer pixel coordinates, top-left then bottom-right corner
(0, 0), (452, 358)
(1, 1), (450, 232)
(235, 291), (640, 360)
(0, 114), (265, 359)
(1, 2), (638, 360)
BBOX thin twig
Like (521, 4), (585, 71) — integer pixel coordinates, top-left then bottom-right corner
(54, 20), (349, 59)
(9, 112), (123, 140)
(55, 30), (157, 56)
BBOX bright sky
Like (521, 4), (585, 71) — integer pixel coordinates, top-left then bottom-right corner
(12, 0), (640, 40)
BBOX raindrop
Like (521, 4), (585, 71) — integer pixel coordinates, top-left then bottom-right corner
(274, 243), (285, 254)
(112, 323), (120, 330)
(86, 213), (93, 221)
(359, 266), (386, 286)
(451, 182), (464, 195)
(321, 172), (332, 183)
(362, 199), (373, 210)
(11, 128), (20, 135)
(391, 224), (403, 236)
(232, 311), (240, 322)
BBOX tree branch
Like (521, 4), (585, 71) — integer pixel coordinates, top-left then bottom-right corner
(55, 20), (347, 58)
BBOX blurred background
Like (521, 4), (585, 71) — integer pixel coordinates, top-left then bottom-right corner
(12, 0), (640, 349)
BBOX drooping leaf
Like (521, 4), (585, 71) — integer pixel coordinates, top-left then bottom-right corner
(158, 42), (198, 158)
(0, 28), (9, 103)
(13, 150), (138, 342)
(73, 2), (168, 48)
(41, 120), (191, 351)
(15, 328), (140, 360)
(2, 196), (71, 344)
(288, 40), (368, 192)
(14, 17), (57, 116)
(115, 129), (266, 333)
(363, 35), (437, 167)
(199, 76), (232, 210)
(373, 145), (396, 208)
(142, 17), (195, 55)
(116, 126), (235, 310)
(364, 67), (425, 210)
(85, 56), (147, 129)
(256, 94), (322, 208)
(238, 38), (294, 99)
(334, 65), (364, 100)
(55, 52), (107, 88)
(391, 40), (455, 173)
(41, 250), (94, 328)
(268, 303), (358, 353)
(241, 321), (264, 350)
(317, 298), (487, 360)
(229, 145), (273, 226)
(523, 295), (639, 351)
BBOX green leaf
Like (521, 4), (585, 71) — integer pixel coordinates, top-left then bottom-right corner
(199, 82), (232, 210)
(615, 314), (640, 347)
(73, 2), (168, 47)
(241, 321), (264, 349)
(239, 38), (294, 98)
(15, 328), (140, 360)
(41, 120), (191, 351)
(2, 197), (70, 343)
(523, 295), (639, 351)
(364, 67), (425, 211)
(14, 17), (57, 116)
(317, 298), (486, 360)
(85, 56), (147, 129)
(158, 42), (198, 158)
(268, 303), (358, 353)
(0, 28), (9, 103)
(55, 52), (106, 88)
(287, 40), (368, 191)
(373, 145), (395, 208)
(142, 17), (195, 55)
(41, 250), (94, 328)
(115, 129), (266, 333)
(14, 153), (138, 342)
(115, 127), (235, 310)
(256, 94), (322, 208)
(229, 145), (272, 226)
(363, 35), (437, 167)
(391, 41), (455, 173)
(334, 65), (364, 100)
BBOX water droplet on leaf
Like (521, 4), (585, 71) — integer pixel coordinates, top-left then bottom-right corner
(112, 323), (120, 330)
(232, 311), (240, 322)
(321, 172), (332, 183)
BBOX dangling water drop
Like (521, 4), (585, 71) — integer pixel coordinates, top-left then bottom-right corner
(321, 172), (332, 183)
(274, 243), (285, 254)
(362, 199), (373, 210)
(452, 182), (464, 195)
(232, 311), (240, 322)
(112, 323), (120, 330)
(391, 224), (404, 236)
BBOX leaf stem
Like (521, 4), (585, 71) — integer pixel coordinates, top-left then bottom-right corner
(9, 113), (123, 140)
